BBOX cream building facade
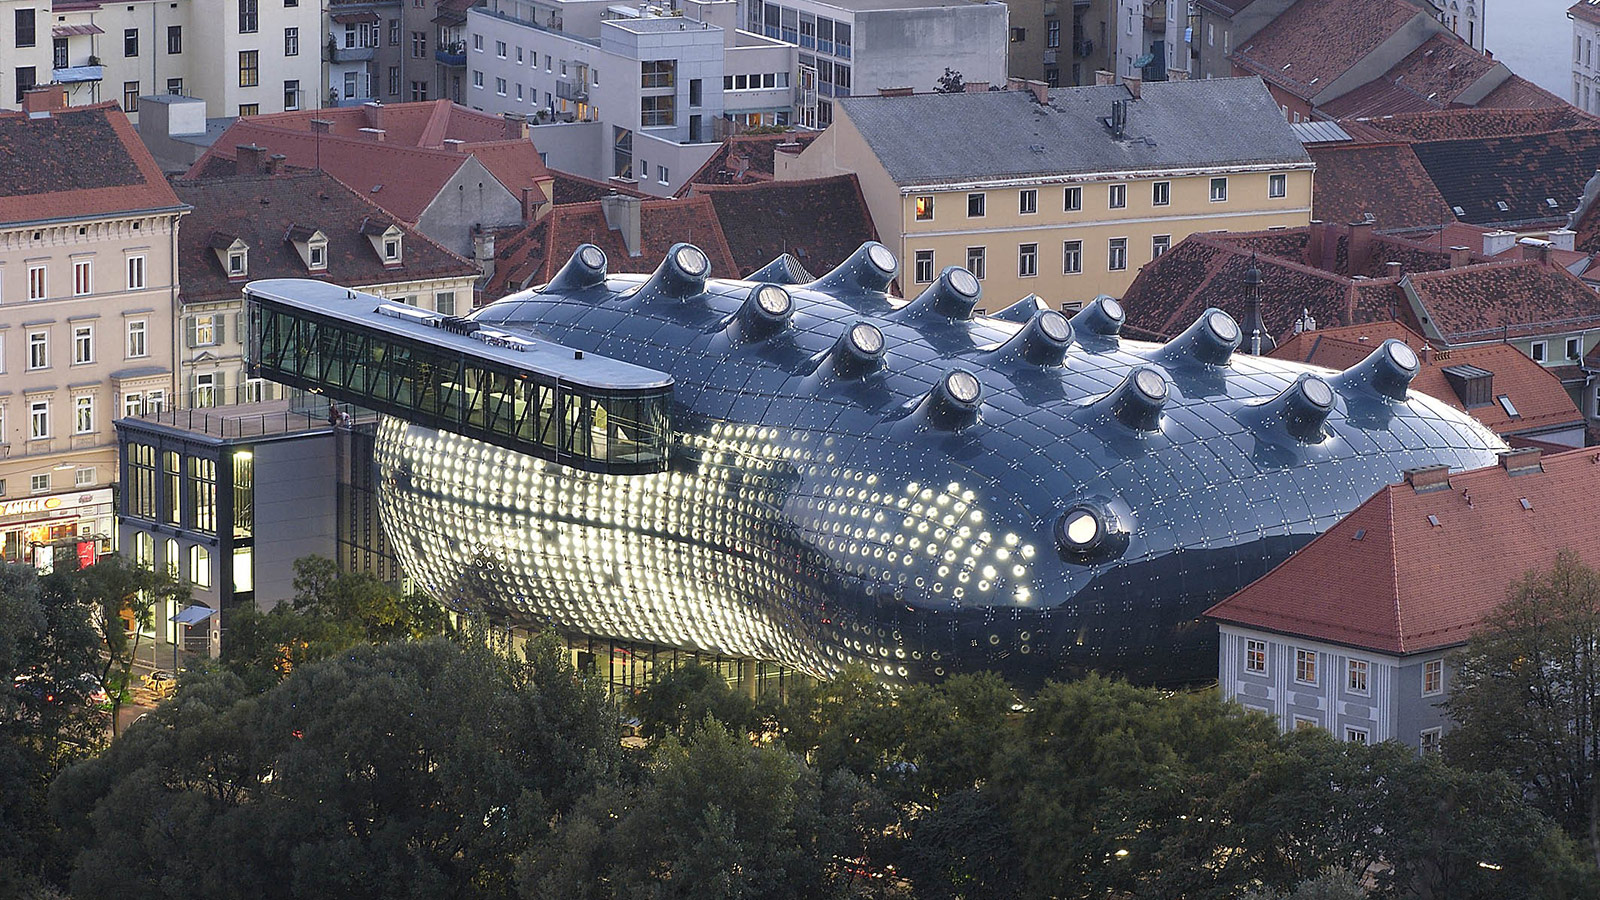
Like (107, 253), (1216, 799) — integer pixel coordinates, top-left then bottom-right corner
(0, 95), (186, 567)
(781, 77), (1313, 304)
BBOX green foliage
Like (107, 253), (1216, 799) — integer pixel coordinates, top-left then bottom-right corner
(52, 635), (620, 900)
(628, 662), (758, 740)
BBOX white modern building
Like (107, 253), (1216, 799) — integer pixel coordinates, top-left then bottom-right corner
(463, 0), (794, 197)
(1573, 0), (1600, 114)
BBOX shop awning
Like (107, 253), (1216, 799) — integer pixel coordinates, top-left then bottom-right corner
(331, 10), (380, 24)
(171, 605), (217, 626)
(53, 24), (104, 37)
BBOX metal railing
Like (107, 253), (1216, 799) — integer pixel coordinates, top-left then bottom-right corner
(130, 402), (376, 440)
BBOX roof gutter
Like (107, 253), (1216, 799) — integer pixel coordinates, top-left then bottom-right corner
(898, 160), (1317, 193)
(0, 203), (193, 230)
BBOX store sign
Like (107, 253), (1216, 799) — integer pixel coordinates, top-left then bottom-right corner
(0, 496), (64, 518)
(0, 489), (112, 521)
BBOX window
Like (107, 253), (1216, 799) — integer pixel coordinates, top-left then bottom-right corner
(641, 95), (675, 127)
(238, 0), (258, 34)
(1245, 639), (1266, 673)
(147, 390), (165, 413)
(283, 79), (299, 110)
(967, 193), (985, 217)
(1210, 177), (1228, 202)
(436, 291), (456, 316)
(308, 240), (326, 270)
(1344, 727), (1369, 745)
(73, 260), (92, 296)
(411, 81), (428, 101)
(1010, 26), (1026, 42)
(496, 40), (507, 58)
(472, 70), (484, 89)
(1151, 235), (1170, 258)
(124, 27), (138, 57)
(1567, 336), (1583, 360)
(74, 396), (93, 434)
(384, 237), (400, 262)
(1108, 183), (1126, 209)
(1152, 181), (1170, 206)
(72, 324), (92, 364)
(228, 250), (246, 277)
(1063, 240), (1082, 274)
(1269, 173), (1287, 199)
(412, 32), (426, 58)
(1018, 243), (1038, 278)
(118, 81), (139, 112)
(1294, 648), (1318, 685)
(914, 195), (934, 221)
(127, 255), (146, 290)
(495, 76), (507, 95)
(473, 34), (483, 51)
(1347, 658), (1369, 694)
(167, 24), (182, 54)
(1019, 189), (1038, 215)
(29, 399), (48, 439)
(193, 372), (217, 408)
(913, 249), (935, 284)
(75, 467), (94, 486)
(1047, 19), (1060, 48)
(1064, 186), (1081, 211)
(25, 263), (44, 302)
(966, 247), (986, 280)
(167, 78), (183, 95)
(641, 60), (676, 89)
(1531, 340), (1548, 363)
(15, 8), (35, 47)
(30, 473), (49, 493)
(1108, 237), (1127, 271)
(1419, 728), (1442, 755)
(123, 392), (144, 417)
(238, 50), (259, 87)
(27, 330), (47, 370)
(389, 19), (400, 46)
(284, 27), (298, 56)
(242, 377), (267, 403)
(192, 315), (217, 347)
(388, 66), (400, 96)
(190, 545), (212, 588)
(189, 457), (216, 533)
(1422, 659), (1443, 695)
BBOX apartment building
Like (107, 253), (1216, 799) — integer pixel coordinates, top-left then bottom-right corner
(0, 0), (323, 120)
(780, 77), (1312, 303)
(0, 93), (186, 568)
(1573, 0), (1600, 114)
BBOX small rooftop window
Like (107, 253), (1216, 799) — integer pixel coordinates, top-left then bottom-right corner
(1496, 394), (1519, 418)
(1547, 198), (1560, 208)
(1496, 200), (1510, 212)
(1519, 497), (1533, 511)
(1427, 514), (1441, 527)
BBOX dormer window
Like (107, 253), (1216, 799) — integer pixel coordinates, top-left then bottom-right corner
(210, 233), (250, 281)
(309, 240), (326, 270)
(360, 218), (404, 267)
(384, 237), (400, 261)
(287, 225), (328, 272)
(228, 251), (247, 276)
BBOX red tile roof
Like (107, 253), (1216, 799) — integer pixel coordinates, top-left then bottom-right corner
(689, 175), (878, 277)
(550, 173), (647, 205)
(1349, 105), (1600, 141)
(173, 172), (478, 305)
(1231, 0), (1424, 102)
(1208, 447), (1600, 655)
(1404, 259), (1600, 343)
(1270, 321), (1583, 436)
(1316, 34), (1501, 118)
(0, 102), (183, 225)
(1573, 0), (1600, 26)
(1306, 142), (1456, 230)
(1407, 127), (1600, 227)
(1474, 74), (1574, 110)
(678, 132), (820, 192)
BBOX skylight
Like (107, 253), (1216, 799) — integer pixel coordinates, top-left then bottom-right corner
(1496, 394), (1519, 418)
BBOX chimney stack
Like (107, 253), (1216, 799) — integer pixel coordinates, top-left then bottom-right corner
(1026, 79), (1050, 104)
(442, 138), (466, 152)
(520, 186), (543, 222)
(358, 126), (387, 142)
(472, 225), (496, 278)
(266, 153), (287, 175)
(1482, 229), (1517, 256)
(309, 118), (333, 135)
(1006, 76), (1026, 92)
(1094, 69), (1115, 86)
(22, 85), (67, 115)
(1517, 237), (1554, 265)
(503, 112), (528, 140)
(1449, 245), (1471, 268)
(878, 86), (913, 97)
(963, 81), (990, 93)
(1305, 220), (1327, 269)
(1404, 464), (1452, 492)
(1499, 447), (1543, 474)
(1385, 261), (1402, 280)
(1124, 75), (1142, 99)
(600, 192), (643, 257)
(362, 101), (385, 130)
(1549, 228), (1577, 251)
(1347, 219), (1375, 274)
(235, 143), (269, 174)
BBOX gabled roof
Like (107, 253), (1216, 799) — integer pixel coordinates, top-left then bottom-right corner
(550, 173), (646, 205)
(1351, 105), (1600, 141)
(836, 78), (1309, 187)
(1306, 142), (1456, 230)
(1207, 448), (1600, 655)
(489, 194), (739, 298)
(1404, 259), (1600, 343)
(1474, 74), (1574, 110)
(1573, 0), (1600, 26)
(678, 132), (821, 192)
(1231, 0), (1425, 102)
(1315, 34), (1502, 118)
(173, 171), (478, 305)
(0, 102), (184, 225)
(1270, 321), (1584, 436)
(1408, 128), (1600, 227)
(690, 175), (877, 278)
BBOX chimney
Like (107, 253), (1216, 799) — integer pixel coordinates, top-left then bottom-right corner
(1006, 76), (1026, 92)
(1449, 245), (1471, 268)
(22, 85), (67, 115)
(442, 138), (466, 152)
(309, 118), (334, 135)
(472, 226), (496, 278)
(963, 81), (990, 93)
(1404, 464), (1452, 492)
(362, 101), (385, 130)
(503, 112), (528, 140)
(1124, 75), (1142, 99)
(1385, 261), (1402, 280)
(520, 186), (542, 222)
(1025, 79), (1050, 104)
(600, 192), (643, 257)
(1517, 237), (1555, 266)
(1095, 69), (1115, 86)
(1499, 447), (1543, 474)
(1347, 219), (1375, 274)
(878, 86), (914, 97)
(266, 153), (287, 175)
(1482, 229), (1517, 256)
(1549, 228), (1577, 251)
(1305, 220), (1327, 270)
(358, 127), (387, 142)
(235, 143), (269, 174)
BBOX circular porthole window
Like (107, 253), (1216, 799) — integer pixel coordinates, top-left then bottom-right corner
(755, 284), (791, 317)
(944, 369), (982, 406)
(849, 322), (884, 356)
(579, 245), (606, 270)
(867, 244), (897, 274)
(948, 267), (980, 298)
(674, 245), (709, 277)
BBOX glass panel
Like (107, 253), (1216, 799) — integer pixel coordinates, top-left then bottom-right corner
(233, 450), (253, 539)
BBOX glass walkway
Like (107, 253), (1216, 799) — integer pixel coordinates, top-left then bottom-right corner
(244, 279), (674, 475)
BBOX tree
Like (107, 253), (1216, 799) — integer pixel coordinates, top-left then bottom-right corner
(627, 662), (757, 741)
(1445, 550), (1600, 870)
(52, 634), (621, 900)
(934, 67), (965, 93)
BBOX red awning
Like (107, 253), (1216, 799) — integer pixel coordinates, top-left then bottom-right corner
(52, 23), (104, 37)
(331, 10), (380, 24)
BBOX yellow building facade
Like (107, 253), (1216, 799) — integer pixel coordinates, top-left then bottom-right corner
(778, 77), (1314, 306)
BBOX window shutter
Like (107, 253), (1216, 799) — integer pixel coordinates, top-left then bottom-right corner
(186, 316), (198, 348)
(215, 370), (228, 405)
(187, 373), (198, 408)
(214, 315), (227, 346)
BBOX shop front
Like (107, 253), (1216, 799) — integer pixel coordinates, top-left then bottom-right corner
(0, 487), (115, 571)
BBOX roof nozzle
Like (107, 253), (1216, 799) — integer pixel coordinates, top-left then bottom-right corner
(1333, 338), (1419, 402)
(639, 242), (711, 300)
(1250, 373), (1336, 443)
(542, 243), (608, 292)
(1158, 308), (1240, 367)
(917, 368), (984, 429)
(807, 241), (898, 299)
(735, 283), (794, 340)
(989, 308), (1074, 366)
(990, 293), (1049, 324)
(745, 253), (812, 285)
(1070, 295), (1125, 344)
(1099, 365), (1168, 432)
(895, 266), (981, 323)
(830, 321), (887, 378)
(1054, 497), (1133, 564)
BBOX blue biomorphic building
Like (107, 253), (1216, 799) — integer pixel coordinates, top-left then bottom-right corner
(245, 241), (1504, 686)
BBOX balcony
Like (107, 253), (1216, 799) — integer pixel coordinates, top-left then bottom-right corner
(329, 43), (376, 63)
(555, 80), (588, 102)
(52, 65), (102, 83)
(435, 43), (466, 66)
(1073, 38), (1095, 58)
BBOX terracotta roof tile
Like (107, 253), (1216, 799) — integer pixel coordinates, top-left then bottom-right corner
(0, 102), (183, 225)
(1408, 127), (1600, 227)
(1306, 142), (1456, 230)
(550, 173), (646, 205)
(1404, 259), (1600, 343)
(1474, 74), (1574, 110)
(691, 175), (877, 277)
(1350, 105), (1600, 141)
(173, 171), (478, 305)
(679, 132), (820, 191)
(1270, 321), (1583, 436)
(1231, 0), (1423, 102)
(1208, 447), (1600, 654)
(1317, 34), (1501, 118)
(1573, 0), (1600, 26)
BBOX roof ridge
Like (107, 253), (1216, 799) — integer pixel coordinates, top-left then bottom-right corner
(1386, 487), (1406, 653)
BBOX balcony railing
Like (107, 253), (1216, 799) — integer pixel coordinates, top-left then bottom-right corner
(436, 43), (466, 66)
(52, 65), (102, 83)
(330, 44), (376, 63)
(555, 80), (588, 102)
